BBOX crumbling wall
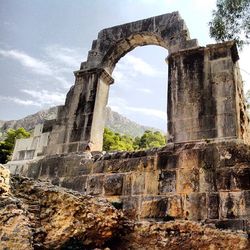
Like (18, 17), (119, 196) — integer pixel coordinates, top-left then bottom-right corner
(10, 141), (250, 233)
(1, 164), (249, 249)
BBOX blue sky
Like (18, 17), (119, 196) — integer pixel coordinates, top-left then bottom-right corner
(0, 0), (249, 131)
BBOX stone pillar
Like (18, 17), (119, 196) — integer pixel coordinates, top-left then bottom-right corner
(46, 68), (113, 154)
(167, 41), (250, 143)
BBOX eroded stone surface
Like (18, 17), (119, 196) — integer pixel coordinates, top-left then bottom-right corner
(0, 164), (10, 195)
(0, 165), (123, 249)
(113, 221), (250, 250)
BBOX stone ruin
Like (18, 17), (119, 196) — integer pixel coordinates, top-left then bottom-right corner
(6, 12), (250, 233)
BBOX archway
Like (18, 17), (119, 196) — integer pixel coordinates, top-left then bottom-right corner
(45, 12), (199, 154)
(107, 45), (168, 136)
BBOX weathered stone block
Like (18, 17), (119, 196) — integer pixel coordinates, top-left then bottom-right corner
(178, 150), (199, 169)
(199, 168), (216, 192)
(92, 161), (104, 173)
(27, 161), (42, 179)
(145, 171), (159, 195)
(167, 195), (183, 218)
(122, 173), (132, 196)
(207, 193), (219, 219)
(39, 157), (63, 178)
(76, 160), (93, 175)
(176, 167), (199, 194)
(231, 167), (250, 190)
(87, 175), (104, 195)
(132, 172), (145, 195)
(183, 193), (207, 221)
(159, 170), (176, 193)
(61, 176), (87, 193)
(216, 169), (232, 190)
(104, 174), (123, 195)
(140, 197), (168, 219)
(122, 196), (141, 219)
(103, 158), (142, 173)
(68, 143), (78, 153)
(219, 191), (247, 219)
(216, 167), (250, 191)
(157, 152), (178, 170)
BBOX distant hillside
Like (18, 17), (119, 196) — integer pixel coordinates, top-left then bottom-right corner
(105, 107), (162, 137)
(0, 106), (164, 139)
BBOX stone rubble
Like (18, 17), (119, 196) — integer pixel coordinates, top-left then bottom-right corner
(0, 165), (123, 249)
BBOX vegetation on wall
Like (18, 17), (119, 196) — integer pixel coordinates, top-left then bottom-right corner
(209, 0), (250, 48)
(0, 128), (30, 164)
(103, 127), (166, 152)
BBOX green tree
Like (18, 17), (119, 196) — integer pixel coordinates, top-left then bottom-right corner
(0, 128), (30, 164)
(103, 128), (166, 152)
(209, 0), (250, 48)
(103, 128), (134, 151)
(136, 130), (166, 150)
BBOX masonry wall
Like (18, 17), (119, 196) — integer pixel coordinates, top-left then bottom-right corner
(9, 141), (250, 232)
(167, 41), (250, 144)
(11, 124), (49, 162)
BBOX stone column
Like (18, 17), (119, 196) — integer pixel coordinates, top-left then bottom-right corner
(46, 68), (113, 154)
(167, 41), (249, 143)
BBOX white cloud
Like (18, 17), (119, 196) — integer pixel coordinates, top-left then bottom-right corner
(45, 45), (85, 69)
(0, 49), (52, 75)
(0, 96), (41, 106)
(0, 45), (86, 90)
(112, 54), (165, 89)
(125, 54), (160, 77)
(0, 89), (65, 107)
(22, 89), (65, 106)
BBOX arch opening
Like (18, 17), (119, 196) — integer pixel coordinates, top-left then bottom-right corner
(104, 45), (168, 151)
(101, 32), (169, 73)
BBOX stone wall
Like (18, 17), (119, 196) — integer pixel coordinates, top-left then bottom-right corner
(9, 140), (250, 232)
(167, 41), (250, 144)
(11, 124), (49, 162)
(2, 165), (249, 249)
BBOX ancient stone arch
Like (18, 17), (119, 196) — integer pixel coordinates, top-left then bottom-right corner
(44, 12), (249, 154)
(6, 13), (250, 234)
(81, 12), (197, 73)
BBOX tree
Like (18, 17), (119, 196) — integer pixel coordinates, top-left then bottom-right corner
(103, 128), (134, 151)
(0, 128), (30, 164)
(136, 130), (166, 150)
(209, 0), (250, 48)
(103, 128), (166, 152)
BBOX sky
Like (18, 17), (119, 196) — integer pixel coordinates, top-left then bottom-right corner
(0, 0), (250, 131)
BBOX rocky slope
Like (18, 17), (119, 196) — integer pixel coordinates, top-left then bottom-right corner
(0, 165), (124, 249)
(0, 165), (249, 250)
(0, 106), (162, 139)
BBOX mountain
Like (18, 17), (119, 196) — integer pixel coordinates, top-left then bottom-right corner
(0, 106), (164, 139)
(105, 107), (162, 137)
